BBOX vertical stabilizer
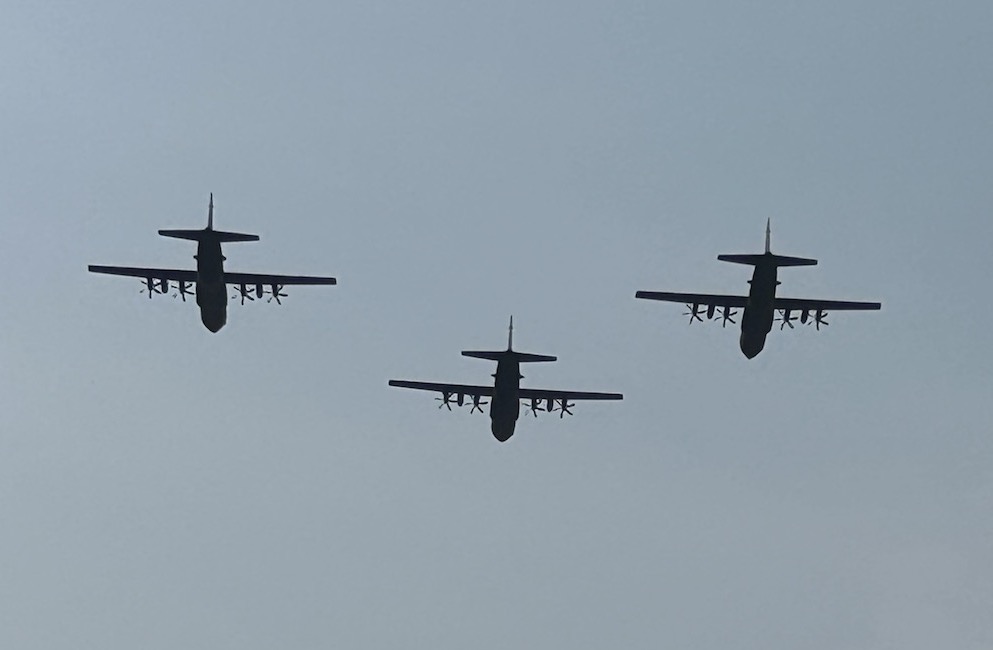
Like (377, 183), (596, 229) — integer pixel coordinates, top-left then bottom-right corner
(717, 219), (817, 267)
(158, 193), (259, 243)
(461, 316), (556, 362)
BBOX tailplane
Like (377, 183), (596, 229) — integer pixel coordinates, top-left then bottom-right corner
(158, 194), (260, 243)
(461, 316), (557, 363)
(717, 220), (816, 267)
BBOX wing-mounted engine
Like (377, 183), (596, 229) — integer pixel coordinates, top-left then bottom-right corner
(435, 391), (460, 410)
(522, 397), (544, 417)
(519, 397), (575, 418)
(231, 283), (289, 305)
(775, 308), (798, 330)
(232, 283), (256, 305)
(683, 302), (739, 327)
(172, 280), (194, 302)
(683, 302), (705, 323)
(138, 277), (170, 298)
(138, 277), (196, 302)
(434, 391), (488, 413)
(265, 284), (288, 304)
(716, 305), (737, 327)
(549, 399), (575, 418)
(468, 394), (488, 413)
(804, 309), (828, 330)
(776, 308), (829, 330)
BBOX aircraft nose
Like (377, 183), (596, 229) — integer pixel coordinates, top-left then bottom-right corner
(201, 308), (226, 333)
(491, 421), (515, 443)
(739, 332), (764, 359)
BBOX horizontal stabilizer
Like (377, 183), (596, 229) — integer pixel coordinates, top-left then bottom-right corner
(462, 350), (557, 363)
(159, 229), (260, 243)
(211, 230), (260, 243)
(514, 352), (558, 363)
(718, 253), (817, 267)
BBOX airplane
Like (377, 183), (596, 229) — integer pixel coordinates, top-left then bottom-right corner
(389, 318), (623, 442)
(635, 221), (881, 358)
(88, 194), (337, 332)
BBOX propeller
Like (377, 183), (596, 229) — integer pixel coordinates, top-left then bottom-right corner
(808, 309), (829, 331)
(232, 283), (255, 305)
(718, 305), (737, 327)
(139, 278), (164, 298)
(469, 395), (488, 414)
(683, 303), (705, 324)
(550, 399), (574, 418)
(775, 309), (797, 330)
(523, 397), (543, 417)
(173, 280), (194, 302)
(266, 284), (288, 304)
(435, 392), (456, 410)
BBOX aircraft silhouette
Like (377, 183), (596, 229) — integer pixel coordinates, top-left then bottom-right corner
(389, 318), (623, 442)
(636, 221), (881, 358)
(88, 194), (337, 332)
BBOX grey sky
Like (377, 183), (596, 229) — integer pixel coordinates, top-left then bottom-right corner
(1, 1), (991, 648)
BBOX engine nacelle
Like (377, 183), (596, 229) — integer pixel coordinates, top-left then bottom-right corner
(469, 394), (487, 413)
(814, 309), (828, 330)
(684, 302), (704, 323)
(141, 277), (159, 298)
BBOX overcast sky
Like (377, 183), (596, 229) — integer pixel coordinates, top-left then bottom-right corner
(1, 1), (991, 648)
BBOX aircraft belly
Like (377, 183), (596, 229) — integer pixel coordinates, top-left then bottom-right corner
(489, 388), (520, 442)
(491, 418), (516, 442)
(197, 280), (227, 333)
(739, 330), (767, 359)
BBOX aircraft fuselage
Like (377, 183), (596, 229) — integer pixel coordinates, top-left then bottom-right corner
(739, 261), (778, 358)
(489, 357), (522, 442)
(195, 238), (227, 332)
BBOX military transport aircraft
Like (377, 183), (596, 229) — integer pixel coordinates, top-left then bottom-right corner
(389, 318), (623, 442)
(88, 195), (337, 332)
(636, 221), (880, 358)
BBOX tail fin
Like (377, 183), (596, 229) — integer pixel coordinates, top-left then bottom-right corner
(158, 194), (260, 243)
(718, 220), (817, 267)
(461, 316), (557, 363)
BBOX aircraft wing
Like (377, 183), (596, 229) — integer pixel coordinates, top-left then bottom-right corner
(388, 380), (494, 397)
(225, 272), (337, 286)
(518, 388), (623, 401)
(635, 291), (748, 307)
(774, 297), (881, 311)
(88, 265), (197, 282)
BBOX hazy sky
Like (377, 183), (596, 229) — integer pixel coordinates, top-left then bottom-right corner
(1, 1), (991, 648)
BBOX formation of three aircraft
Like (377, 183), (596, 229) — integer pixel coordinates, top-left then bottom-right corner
(89, 195), (881, 442)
